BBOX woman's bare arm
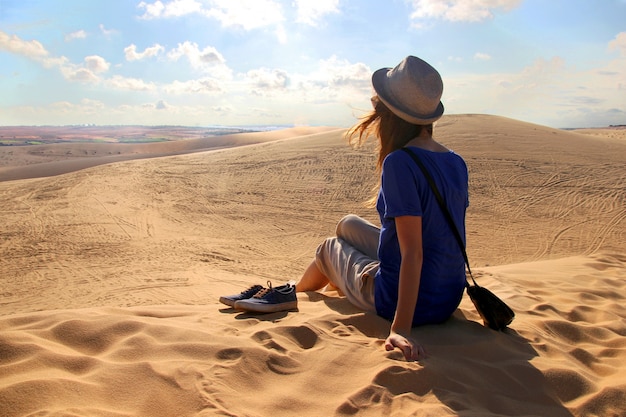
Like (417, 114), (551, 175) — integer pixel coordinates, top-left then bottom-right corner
(385, 215), (427, 361)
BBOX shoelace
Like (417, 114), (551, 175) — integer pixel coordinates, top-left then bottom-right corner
(241, 284), (262, 295)
(253, 281), (274, 299)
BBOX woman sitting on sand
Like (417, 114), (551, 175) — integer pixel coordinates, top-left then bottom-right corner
(223, 56), (469, 362)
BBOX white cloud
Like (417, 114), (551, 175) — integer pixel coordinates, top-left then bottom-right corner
(318, 56), (371, 89)
(155, 99), (170, 110)
(212, 105), (234, 114)
(408, 0), (522, 23)
(0, 32), (105, 84)
(124, 43), (165, 61)
(279, 56), (371, 108)
(275, 24), (288, 44)
(294, 0), (340, 26)
(137, 0), (284, 31)
(105, 75), (157, 91)
(162, 78), (223, 94)
(80, 98), (106, 111)
(247, 106), (282, 119)
(64, 67), (100, 83)
(244, 68), (289, 96)
(0, 32), (159, 93)
(0, 30), (48, 58)
(84, 55), (110, 73)
(474, 52), (492, 61)
(159, 0), (202, 16)
(65, 30), (87, 42)
(167, 41), (231, 78)
(137, 0), (202, 18)
(167, 41), (223, 65)
(202, 0), (284, 30)
(608, 32), (626, 56)
(138, 0), (165, 18)
(40, 54), (109, 84)
(1, 30), (221, 94)
(519, 56), (565, 83)
(50, 101), (75, 112)
(445, 54), (625, 127)
(99, 24), (117, 36)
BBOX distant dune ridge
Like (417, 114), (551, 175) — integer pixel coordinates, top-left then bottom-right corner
(0, 115), (625, 416)
(0, 126), (340, 182)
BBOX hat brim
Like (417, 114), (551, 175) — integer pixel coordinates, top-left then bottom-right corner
(372, 67), (444, 125)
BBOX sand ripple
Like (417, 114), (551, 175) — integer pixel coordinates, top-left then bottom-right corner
(1, 254), (624, 416)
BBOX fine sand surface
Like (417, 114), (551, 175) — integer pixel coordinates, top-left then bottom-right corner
(1, 115), (625, 416)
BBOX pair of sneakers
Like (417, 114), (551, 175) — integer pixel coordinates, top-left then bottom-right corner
(219, 280), (297, 313)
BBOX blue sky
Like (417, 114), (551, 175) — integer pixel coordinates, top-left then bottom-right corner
(1, 0), (625, 128)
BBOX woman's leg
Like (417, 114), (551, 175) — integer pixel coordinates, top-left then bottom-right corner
(335, 215), (380, 259)
(297, 236), (377, 312)
(295, 260), (329, 292)
(294, 215), (379, 310)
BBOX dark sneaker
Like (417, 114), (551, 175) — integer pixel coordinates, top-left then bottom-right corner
(234, 281), (297, 313)
(219, 284), (264, 307)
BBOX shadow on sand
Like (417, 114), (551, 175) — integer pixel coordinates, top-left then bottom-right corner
(314, 291), (575, 417)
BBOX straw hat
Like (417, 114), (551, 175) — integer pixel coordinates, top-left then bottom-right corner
(372, 56), (444, 124)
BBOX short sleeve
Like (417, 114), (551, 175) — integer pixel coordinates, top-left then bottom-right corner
(380, 151), (423, 219)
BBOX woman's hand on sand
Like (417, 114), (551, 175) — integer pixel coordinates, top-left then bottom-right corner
(385, 331), (427, 361)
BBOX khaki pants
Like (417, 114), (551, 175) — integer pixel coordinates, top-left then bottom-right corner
(314, 215), (379, 313)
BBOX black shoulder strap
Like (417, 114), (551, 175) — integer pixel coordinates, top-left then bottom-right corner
(400, 147), (477, 287)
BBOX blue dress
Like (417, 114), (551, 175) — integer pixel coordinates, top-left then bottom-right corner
(375, 146), (469, 326)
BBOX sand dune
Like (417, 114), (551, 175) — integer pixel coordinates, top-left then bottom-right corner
(0, 115), (625, 416)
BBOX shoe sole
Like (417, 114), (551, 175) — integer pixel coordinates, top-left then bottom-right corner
(219, 297), (236, 307)
(234, 300), (298, 313)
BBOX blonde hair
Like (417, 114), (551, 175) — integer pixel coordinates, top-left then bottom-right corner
(346, 98), (433, 206)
